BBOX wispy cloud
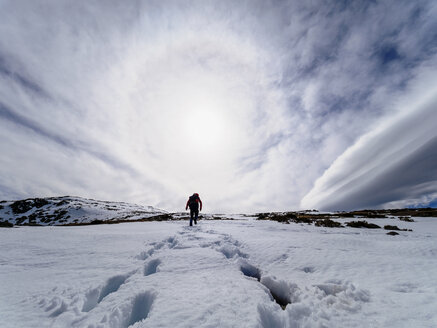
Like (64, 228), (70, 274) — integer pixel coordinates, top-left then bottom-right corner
(302, 63), (437, 210)
(1, 1), (436, 212)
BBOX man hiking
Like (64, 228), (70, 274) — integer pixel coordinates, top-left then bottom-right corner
(185, 193), (202, 226)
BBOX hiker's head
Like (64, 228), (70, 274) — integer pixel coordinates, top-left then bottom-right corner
(193, 193), (199, 197)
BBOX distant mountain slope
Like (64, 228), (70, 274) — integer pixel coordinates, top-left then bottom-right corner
(0, 196), (167, 226)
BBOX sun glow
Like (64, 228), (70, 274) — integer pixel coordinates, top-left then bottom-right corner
(182, 101), (228, 150)
(116, 30), (271, 198)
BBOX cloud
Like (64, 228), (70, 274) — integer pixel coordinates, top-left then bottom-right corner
(301, 64), (437, 210)
(1, 1), (437, 212)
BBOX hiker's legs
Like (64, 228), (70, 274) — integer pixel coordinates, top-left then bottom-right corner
(194, 210), (198, 225)
(190, 210), (194, 226)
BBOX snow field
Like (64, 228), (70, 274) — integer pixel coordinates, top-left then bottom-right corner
(1, 217), (437, 327)
(210, 218), (437, 327)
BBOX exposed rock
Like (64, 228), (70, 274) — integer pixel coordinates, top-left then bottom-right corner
(257, 212), (297, 224)
(399, 216), (414, 222)
(0, 220), (13, 228)
(315, 219), (343, 228)
(384, 225), (412, 232)
(10, 198), (49, 214)
(384, 225), (400, 230)
(346, 221), (381, 229)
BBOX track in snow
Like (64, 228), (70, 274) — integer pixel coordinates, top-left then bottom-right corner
(38, 223), (370, 327)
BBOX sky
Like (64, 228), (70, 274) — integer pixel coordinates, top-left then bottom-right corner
(0, 0), (436, 213)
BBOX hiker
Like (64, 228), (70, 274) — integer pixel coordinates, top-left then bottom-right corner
(185, 193), (202, 226)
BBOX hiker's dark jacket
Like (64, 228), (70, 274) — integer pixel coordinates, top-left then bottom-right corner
(186, 194), (202, 212)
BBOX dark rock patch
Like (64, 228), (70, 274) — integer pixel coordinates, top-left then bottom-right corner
(346, 221), (381, 229)
(257, 212), (297, 224)
(150, 214), (173, 221)
(16, 216), (28, 225)
(335, 212), (355, 218)
(399, 216), (414, 222)
(0, 220), (13, 228)
(291, 216), (314, 225)
(384, 225), (400, 231)
(315, 219), (343, 228)
(384, 225), (412, 232)
(11, 198), (49, 214)
(56, 200), (69, 207)
(89, 219), (104, 225)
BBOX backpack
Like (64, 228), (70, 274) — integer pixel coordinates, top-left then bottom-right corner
(188, 195), (199, 210)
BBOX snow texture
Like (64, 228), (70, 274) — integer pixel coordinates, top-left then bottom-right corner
(0, 196), (166, 225)
(1, 216), (437, 327)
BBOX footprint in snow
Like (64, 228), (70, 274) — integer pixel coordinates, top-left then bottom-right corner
(82, 273), (131, 312)
(43, 296), (69, 318)
(218, 244), (248, 259)
(301, 266), (315, 273)
(239, 259), (298, 310)
(125, 291), (156, 328)
(136, 235), (178, 260)
(135, 247), (155, 260)
(96, 290), (157, 328)
(144, 258), (162, 276)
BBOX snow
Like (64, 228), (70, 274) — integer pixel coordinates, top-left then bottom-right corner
(1, 216), (437, 327)
(0, 196), (166, 225)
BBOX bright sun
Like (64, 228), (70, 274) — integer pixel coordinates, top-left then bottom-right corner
(181, 97), (229, 151)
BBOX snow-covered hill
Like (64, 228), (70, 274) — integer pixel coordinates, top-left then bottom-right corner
(0, 196), (167, 226)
